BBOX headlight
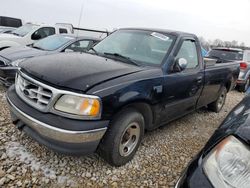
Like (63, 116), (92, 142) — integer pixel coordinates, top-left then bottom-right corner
(54, 94), (101, 119)
(11, 58), (26, 67)
(204, 136), (250, 188)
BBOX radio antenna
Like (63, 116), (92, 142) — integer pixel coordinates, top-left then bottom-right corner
(77, 0), (85, 37)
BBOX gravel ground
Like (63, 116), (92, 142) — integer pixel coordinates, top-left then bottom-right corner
(0, 84), (245, 187)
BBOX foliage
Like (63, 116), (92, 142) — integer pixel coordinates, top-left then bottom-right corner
(199, 37), (249, 51)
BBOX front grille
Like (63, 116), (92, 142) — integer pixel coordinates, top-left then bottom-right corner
(15, 73), (53, 111)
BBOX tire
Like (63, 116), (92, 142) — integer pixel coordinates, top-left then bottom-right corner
(97, 108), (144, 167)
(238, 78), (250, 92)
(208, 86), (227, 113)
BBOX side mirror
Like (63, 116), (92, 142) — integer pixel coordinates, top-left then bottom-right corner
(31, 33), (42, 40)
(64, 49), (74, 53)
(175, 58), (188, 72)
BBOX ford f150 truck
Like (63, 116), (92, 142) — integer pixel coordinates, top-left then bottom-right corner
(6, 28), (240, 166)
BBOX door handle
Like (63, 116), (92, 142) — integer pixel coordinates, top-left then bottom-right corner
(196, 77), (203, 84)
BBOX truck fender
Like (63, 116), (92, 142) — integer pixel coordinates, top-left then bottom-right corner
(115, 100), (154, 131)
(111, 89), (156, 130)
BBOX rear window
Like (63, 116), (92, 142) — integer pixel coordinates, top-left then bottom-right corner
(59, 28), (68, 34)
(207, 49), (243, 61)
(0, 16), (22, 28)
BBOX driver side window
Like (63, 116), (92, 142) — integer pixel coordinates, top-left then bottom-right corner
(176, 40), (199, 69)
(32, 27), (55, 40)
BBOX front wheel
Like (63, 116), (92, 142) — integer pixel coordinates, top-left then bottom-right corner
(208, 86), (227, 113)
(97, 108), (144, 166)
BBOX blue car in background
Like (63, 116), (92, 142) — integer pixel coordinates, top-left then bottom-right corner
(201, 47), (207, 57)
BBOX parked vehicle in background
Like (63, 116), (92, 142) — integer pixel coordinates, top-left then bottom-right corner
(7, 28), (239, 166)
(0, 23), (73, 51)
(0, 34), (100, 86)
(0, 27), (16, 34)
(206, 48), (250, 92)
(0, 16), (22, 35)
(0, 16), (23, 28)
(201, 47), (207, 57)
(175, 95), (250, 188)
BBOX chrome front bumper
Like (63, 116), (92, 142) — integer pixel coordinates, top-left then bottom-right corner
(7, 96), (107, 144)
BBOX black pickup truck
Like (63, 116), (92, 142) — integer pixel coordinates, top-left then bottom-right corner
(6, 28), (239, 166)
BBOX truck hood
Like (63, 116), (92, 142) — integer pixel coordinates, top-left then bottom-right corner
(20, 53), (144, 92)
(0, 46), (49, 63)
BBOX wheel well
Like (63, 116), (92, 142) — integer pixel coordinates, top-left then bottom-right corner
(115, 102), (154, 131)
(225, 76), (236, 92)
(225, 81), (231, 92)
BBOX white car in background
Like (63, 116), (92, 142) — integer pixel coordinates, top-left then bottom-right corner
(0, 16), (22, 35)
(0, 23), (73, 50)
(0, 26), (16, 34)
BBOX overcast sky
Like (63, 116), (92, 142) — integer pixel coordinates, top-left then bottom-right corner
(1, 0), (250, 46)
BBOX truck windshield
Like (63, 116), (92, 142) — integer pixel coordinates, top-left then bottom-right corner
(33, 35), (74, 51)
(92, 30), (175, 66)
(207, 49), (243, 61)
(11, 24), (39, 37)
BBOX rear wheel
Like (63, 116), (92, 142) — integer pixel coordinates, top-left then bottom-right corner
(97, 108), (144, 166)
(208, 86), (227, 113)
(238, 78), (250, 92)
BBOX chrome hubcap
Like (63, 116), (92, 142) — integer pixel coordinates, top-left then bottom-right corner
(119, 122), (140, 157)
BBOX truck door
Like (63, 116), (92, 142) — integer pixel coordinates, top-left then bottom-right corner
(159, 38), (204, 124)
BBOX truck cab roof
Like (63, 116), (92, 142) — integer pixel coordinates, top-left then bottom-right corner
(120, 28), (197, 38)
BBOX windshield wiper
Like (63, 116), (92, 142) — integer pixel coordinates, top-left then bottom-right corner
(103, 52), (139, 66)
